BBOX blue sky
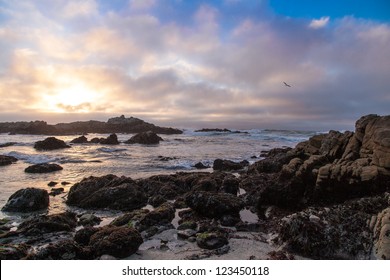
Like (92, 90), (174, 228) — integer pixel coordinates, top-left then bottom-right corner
(0, 0), (389, 130)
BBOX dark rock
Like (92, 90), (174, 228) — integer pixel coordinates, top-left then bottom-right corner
(26, 239), (90, 260)
(49, 187), (64, 196)
(34, 137), (70, 150)
(61, 181), (71, 185)
(213, 159), (249, 171)
(220, 215), (241, 227)
(66, 175), (147, 211)
(74, 226), (100, 246)
(148, 195), (167, 207)
(177, 221), (198, 230)
(89, 226), (143, 258)
(90, 137), (103, 144)
(196, 232), (228, 250)
(186, 191), (244, 218)
(99, 134), (119, 145)
(25, 163), (63, 173)
(125, 131), (163, 145)
(109, 209), (150, 227)
(137, 203), (175, 232)
(158, 156), (178, 161)
(267, 250), (295, 260)
(0, 244), (30, 260)
(0, 155), (18, 166)
(178, 229), (197, 239)
(0, 142), (17, 148)
(78, 214), (102, 226)
(17, 212), (77, 236)
(195, 128), (232, 132)
(70, 135), (88, 144)
(220, 176), (240, 195)
(2, 188), (49, 212)
(48, 181), (58, 187)
(194, 162), (210, 169)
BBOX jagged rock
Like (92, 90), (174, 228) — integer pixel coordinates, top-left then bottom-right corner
(2, 188), (49, 212)
(99, 134), (119, 145)
(70, 135), (88, 144)
(213, 159), (249, 171)
(34, 137), (70, 150)
(66, 175), (147, 211)
(25, 163), (63, 173)
(89, 226), (143, 258)
(125, 131), (163, 145)
(194, 162), (210, 169)
(137, 203), (175, 232)
(373, 207), (390, 260)
(0, 244), (31, 260)
(0, 155), (18, 166)
(186, 191), (243, 218)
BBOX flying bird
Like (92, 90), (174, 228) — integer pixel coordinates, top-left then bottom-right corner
(283, 82), (292, 87)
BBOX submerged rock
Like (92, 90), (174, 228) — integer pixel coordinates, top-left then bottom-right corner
(125, 131), (163, 145)
(0, 155), (18, 166)
(25, 163), (63, 173)
(34, 137), (70, 151)
(196, 231), (228, 250)
(2, 188), (49, 212)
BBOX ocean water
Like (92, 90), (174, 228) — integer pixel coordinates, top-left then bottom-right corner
(0, 129), (318, 220)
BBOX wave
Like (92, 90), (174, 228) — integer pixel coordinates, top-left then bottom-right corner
(96, 147), (127, 153)
(5, 151), (60, 164)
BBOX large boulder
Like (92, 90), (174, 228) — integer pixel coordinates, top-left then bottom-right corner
(213, 159), (249, 171)
(88, 226), (143, 258)
(2, 188), (49, 212)
(34, 137), (70, 150)
(137, 202), (175, 232)
(373, 207), (390, 260)
(24, 163), (63, 173)
(125, 131), (163, 145)
(99, 133), (119, 145)
(0, 155), (18, 166)
(66, 175), (147, 211)
(70, 135), (88, 144)
(185, 191), (243, 218)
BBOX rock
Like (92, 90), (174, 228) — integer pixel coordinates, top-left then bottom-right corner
(99, 134), (119, 145)
(0, 155), (18, 166)
(16, 212), (77, 236)
(373, 207), (390, 260)
(109, 209), (150, 227)
(125, 131), (163, 145)
(213, 159), (249, 171)
(0, 244), (30, 260)
(26, 240), (90, 260)
(137, 203), (175, 232)
(194, 162), (210, 169)
(70, 135), (88, 144)
(220, 176), (240, 195)
(74, 226), (100, 245)
(78, 214), (102, 226)
(48, 181), (58, 187)
(196, 232), (228, 250)
(34, 137), (70, 150)
(220, 215), (241, 226)
(25, 163), (63, 173)
(89, 226), (143, 258)
(178, 229), (197, 239)
(2, 188), (49, 212)
(90, 137), (103, 143)
(49, 187), (64, 196)
(148, 195), (167, 207)
(66, 175), (147, 211)
(61, 181), (71, 185)
(0, 142), (17, 148)
(177, 221), (197, 230)
(186, 191), (244, 218)
(195, 128), (232, 132)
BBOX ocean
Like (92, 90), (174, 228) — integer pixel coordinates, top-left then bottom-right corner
(0, 129), (318, 221)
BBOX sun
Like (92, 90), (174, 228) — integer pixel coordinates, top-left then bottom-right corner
(42, 82), (99, 113)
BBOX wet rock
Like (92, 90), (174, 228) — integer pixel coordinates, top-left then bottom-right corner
(74, 227), (100, 246)
(61, 181), (71, 185)
(158, 156), (178, 161)
(196, 232), (228, 250)
(99, 133), (119, 145)
(17, 212), (77, 235)
(90, 137), (103, 144)
(177, 221), (197, 230)
(25, 163), (63, 173)
(125, 131), (163, 145)
(213, 159), (249, 171)
(70, 135), (88, 144)
(78, 214), (102, 227)
(110, 209), (150, 227)
(26, 239), (90, 260)
(373, 207), (390, 260)
(0, 155), (18, 166)
(0, 244), (30, 260)
(186, 191), (244, 218)
(48, 181), (58, 187)
(178, 229), (197, 239)
(34, 137), (70, 151)
(89, 226), (143, 258)
(67, 175), (147, 211)
(0, 142), (17, 148)
(194, 162), (210, 169)
(220, 176), (240, 195)
(148, 195), (167, 207)
(2, 188), (49, 212)
(49, 187), (64, 196)
(267, 250), (295, 260)
(137, 203), (175, 232)
(220, 215), (241, 227)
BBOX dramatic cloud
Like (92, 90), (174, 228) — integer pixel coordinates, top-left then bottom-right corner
(0, 0), (389, 130)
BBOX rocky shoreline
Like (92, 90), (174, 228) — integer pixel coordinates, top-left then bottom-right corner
(0, 114), (389, 260)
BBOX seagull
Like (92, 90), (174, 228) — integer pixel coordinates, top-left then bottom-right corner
(283, 82), (292, 87)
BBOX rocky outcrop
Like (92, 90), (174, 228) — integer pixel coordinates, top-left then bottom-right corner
(373, 207), (390, 260)
(70, 135), (88, 144)
(34, 137), (70, 150)
(66, 175), (147, 211)
(0, 155), (18, 166)
(137, 203), (175, 232)
(0, 115), (182, 135)
(99, 133), (119, 145)
(213, 159), (249, 171)
(125, 131), (163, 145)
(0, 244), (31, 260)
(186, 191), (243, 218)
(26, 239), (90, 260)
(2, 188), (49, 212)
(24, 163), (63, 173)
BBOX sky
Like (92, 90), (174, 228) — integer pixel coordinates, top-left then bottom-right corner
(0, 0), (389, 130)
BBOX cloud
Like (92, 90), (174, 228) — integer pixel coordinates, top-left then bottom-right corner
(129, 0), (156, 12)
(309, 16), (330, 29)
